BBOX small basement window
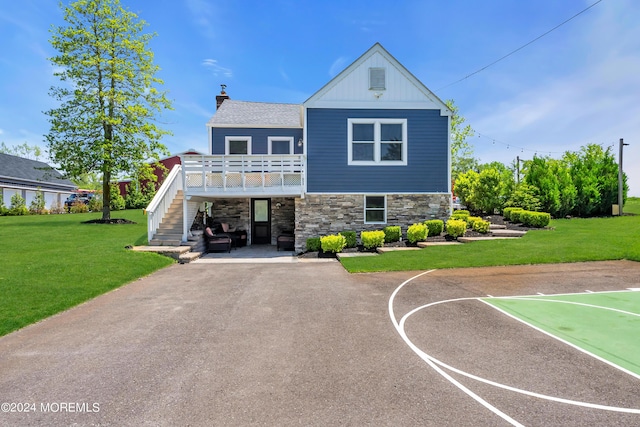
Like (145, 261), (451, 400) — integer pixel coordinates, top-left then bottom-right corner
(364, 195), (386, 224)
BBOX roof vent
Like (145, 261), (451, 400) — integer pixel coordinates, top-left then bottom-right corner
(369, 67), (386, 90)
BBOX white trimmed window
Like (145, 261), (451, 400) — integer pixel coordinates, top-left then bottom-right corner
(348, 119), (407, 165)
(268, 137), (294, 154)
(364, 195), (386, 224)
(225, 136), (252, 155)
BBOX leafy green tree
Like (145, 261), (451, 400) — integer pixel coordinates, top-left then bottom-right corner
(72, 172), (103, 191)
(46, 0), (172, 221)
(524, 156), (575, 217)
(564, 144), (625, 217)
(505, 182), (541, 212)
(110, 184), (126, 211)
(474, 168), (503, 214)
(9, 193), (28, 216)
(446, 100), (478, 180)
(0, 142), (44, 160)
(454, 170), (479, 212)
(29, 190), (47, 214)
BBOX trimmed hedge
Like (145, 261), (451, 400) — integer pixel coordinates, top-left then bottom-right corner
(339, 231), (357, 248)
(361, 230), (385, 250)
(424, 219), (444, 237)
(306, 237), (321, 252)
(451, 210), (470, 222)
(473, 219), (491, 234)
(321, 234), (347, 253)
(503, 207), (523, 222)
(466, 216), (482, 229)
(383, 226), (401, 243)
(446, 219), (467, 239)
(520, 211), (551, 228)
(407, 223), (427, 243)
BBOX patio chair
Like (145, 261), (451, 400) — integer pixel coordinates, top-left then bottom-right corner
(204, 227), (232, 253)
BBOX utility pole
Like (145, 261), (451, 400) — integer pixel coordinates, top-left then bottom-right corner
(618, 138), (629, 215)
(516, 155), (520, 184)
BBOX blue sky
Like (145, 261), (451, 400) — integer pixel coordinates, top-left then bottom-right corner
(1, 0), (638, 195)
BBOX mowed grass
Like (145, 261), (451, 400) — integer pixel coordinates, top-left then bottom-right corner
(341, 198), (640, 273)
(0, 210), (174, 336)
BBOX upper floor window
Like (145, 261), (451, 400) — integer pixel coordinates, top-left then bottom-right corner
(225, 136), (252, 155)
(348, 118), (407, 166)
(268, 137), (294, 155)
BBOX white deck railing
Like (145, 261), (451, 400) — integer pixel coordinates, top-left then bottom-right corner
(146, 164), (183, 242)
(181, 154), (305, 195)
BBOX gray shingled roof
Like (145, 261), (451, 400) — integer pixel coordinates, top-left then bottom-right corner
(207, 100), (302, 128)
(0, 153), (76, 190)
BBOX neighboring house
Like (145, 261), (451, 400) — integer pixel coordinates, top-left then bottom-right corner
(148, 43), (452, 251)
(117, 150), (204, 197)
(0, 152), (76, 210)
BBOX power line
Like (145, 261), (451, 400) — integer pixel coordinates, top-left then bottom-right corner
(437, 0), (604, 91)
(474, 131), (616, 159)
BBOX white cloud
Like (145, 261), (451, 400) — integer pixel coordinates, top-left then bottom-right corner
(328, 56), (349, 77)
(185, 0), (216, 40)
(467, 0), (640, 196)
(202, 59), (233, 78)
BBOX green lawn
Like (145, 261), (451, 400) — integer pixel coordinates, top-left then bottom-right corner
(0, 210), (174, 336)
(341, 198), (640, 273)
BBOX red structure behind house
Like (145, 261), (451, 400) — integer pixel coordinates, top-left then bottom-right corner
(117, 150), (203, 197)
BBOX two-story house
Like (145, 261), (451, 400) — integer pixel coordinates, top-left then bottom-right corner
(147, 43), (452, 252)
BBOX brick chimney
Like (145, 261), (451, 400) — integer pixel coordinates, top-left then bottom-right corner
(216, 84), (229, 109)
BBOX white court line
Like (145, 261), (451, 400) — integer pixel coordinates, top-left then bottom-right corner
(388, 271), (525, 426)
(389, 273), (640, 420)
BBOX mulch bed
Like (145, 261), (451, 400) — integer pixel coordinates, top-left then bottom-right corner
(82, 219), (137, 224)
(299, 215), (538, 257)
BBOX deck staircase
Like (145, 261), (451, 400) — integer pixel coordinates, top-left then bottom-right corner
(149, 190), (185, 246)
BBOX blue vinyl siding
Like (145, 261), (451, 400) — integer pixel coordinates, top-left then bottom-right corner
(306, 109), (449, 193)
(211, 128), (303, 155)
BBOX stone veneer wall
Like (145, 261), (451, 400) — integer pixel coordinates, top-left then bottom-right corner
(210, 198), (250, 241)
(270, 197), (295, 245)
(294, 194), (450, 252)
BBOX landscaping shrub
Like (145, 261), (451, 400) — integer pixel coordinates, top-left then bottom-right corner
(306, 237), (321, 252)
(451, 210), (470, 221)
(510, 209), (525, 223)
(424, 219), (444, 237)
(28, 190), (46, 215)
(70, 202), (89, 213)
(520, 211), (550, 228)
(503, 207), (523, 222)
(339, 231), (357, 248)
(466, 216), (482, 229)
(110, 184), (126, 211)
(361, 230), (385, 250)
(9, 193), (28, 216)
(87, 196), (103, 212)
(446, 219), (467, 239)
(407, 223), (427, 243)
(383, 226), (401, 243)
(321, 234), (347, 253)
(49, 201), (65, 214)
(473, 219), (490, 234)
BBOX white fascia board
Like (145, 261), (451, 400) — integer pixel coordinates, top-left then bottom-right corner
(308, 100), (451, 114)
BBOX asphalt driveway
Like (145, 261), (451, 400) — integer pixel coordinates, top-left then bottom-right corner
(1, 260), (639, 426)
